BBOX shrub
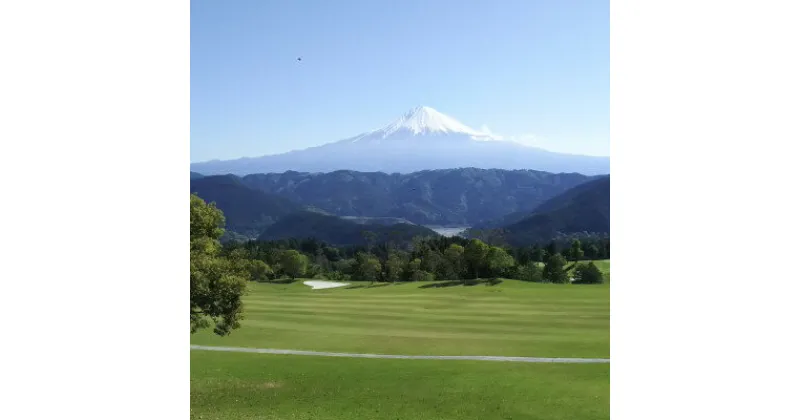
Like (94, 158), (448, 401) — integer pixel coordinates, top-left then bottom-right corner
(573, 262), (604, 284)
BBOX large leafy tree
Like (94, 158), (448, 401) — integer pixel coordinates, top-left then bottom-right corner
(464, 239), (490, 279)
(543, 253), (569, 284)
(247, 260), (273, 283)
(485, 246), (516, 279)
(384, 251), (406, 283)
(355, 252), (382, 284)
(190, 194), (249, 336)
(279, 250), (308, 280)
(444, 244), (465, 281)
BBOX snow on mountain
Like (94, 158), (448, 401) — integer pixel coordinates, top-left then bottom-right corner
(373, 105), (499, 139)
(342, 106), (501, 145)
(191, 106), (610, 176)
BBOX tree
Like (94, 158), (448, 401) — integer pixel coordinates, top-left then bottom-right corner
(587, 244), (600, 260)
(190, 194), (248, 336)
(403, 256), (435, 282)
(485, 246), (515, 279)
(444, 244), (465, 281)
(545, 241), (558, 257)
(314, 251), (331, 272)
(333, 258), (355, 276)
(247, 260), (273, 282)
(464, 239), (490, 279)
(573, 262), (604, 284)
(384, 251), (406, 283)
(355, 252), (382, 284)
(543, 253), (569, 284)
(517, 262), (543, 282)
(569, 239), (584, 263)
(280, 249), (308, 280)
(421, 249), (445, 277)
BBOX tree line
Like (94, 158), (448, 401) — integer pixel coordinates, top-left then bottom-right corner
(220, 228), (609, 286)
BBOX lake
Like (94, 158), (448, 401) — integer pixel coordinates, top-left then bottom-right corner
(425, 226), (470, 237)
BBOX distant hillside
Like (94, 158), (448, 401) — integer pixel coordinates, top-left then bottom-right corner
(478, 176), (610, 246)
(470, 210), (530, 230)
(190, 172), (205, 180)
(190, 175), (303, 238)
(257, 211), (439, 246)
(239, 168), (593, 226)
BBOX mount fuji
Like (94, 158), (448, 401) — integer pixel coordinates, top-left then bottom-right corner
(191, 106), (610, 176)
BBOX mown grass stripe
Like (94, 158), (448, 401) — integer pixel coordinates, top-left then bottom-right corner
(241, 318), (605, 341)
(243, 308), (609, 331)
(191, 345), (610, 363)
(245, 301), (609, 318)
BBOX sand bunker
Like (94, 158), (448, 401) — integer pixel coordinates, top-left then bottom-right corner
(303, 280), (350, 290)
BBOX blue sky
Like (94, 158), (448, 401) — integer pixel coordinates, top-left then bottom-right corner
(191, 0), (609, 162)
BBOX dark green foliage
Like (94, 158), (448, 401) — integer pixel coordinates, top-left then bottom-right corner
(569, 239), (585, 262)
(354, 253), (383, 284)
(533, 247), (547, 263)
(543, 254), (569, 284)
(443, 244), (465, 280)
(279, 250), (308, 279)
(239, 168), (593, 225)
(546, 241), (559, 257)
(404, 258), (434, 282)
(246, 260), (273, 282)
(517, 262), (543, 282)
(464, 239), (490, 279)
(257, 211), (438, 247)
(190, 194), (249, 336)
(485, 246), (516, 279)
(409, 269), (435, 282)
(573, 262), (604, 284)
(384, 251), (407, 283)
(221, 235), (608, 286)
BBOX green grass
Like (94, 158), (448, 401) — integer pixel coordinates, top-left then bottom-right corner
(191, 266), (610, 419)
(191, 351), (609, 420)
(191, 278), (609, 358)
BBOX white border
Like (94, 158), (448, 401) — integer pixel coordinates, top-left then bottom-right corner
(1, 1), (188, 419)
(1, 1), (799, 419)
(612, 1), (799, 419)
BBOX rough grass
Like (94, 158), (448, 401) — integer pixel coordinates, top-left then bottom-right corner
(191, 270), (610, 419)
(191, 351), (609, 420)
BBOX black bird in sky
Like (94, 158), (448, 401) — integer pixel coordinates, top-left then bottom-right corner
(297, 57), (302, 62)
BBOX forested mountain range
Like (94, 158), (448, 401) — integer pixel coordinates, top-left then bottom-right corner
(190, 169), (608, 246)
(469, 176), (610, 246)
(237, 168), (594, 226)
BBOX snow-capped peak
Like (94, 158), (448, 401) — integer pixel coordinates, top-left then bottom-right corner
(374, 106), (501, 140)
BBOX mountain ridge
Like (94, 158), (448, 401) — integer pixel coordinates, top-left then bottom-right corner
(190, 106), (610, 176)
(236, 168), (596, 226)
(481, 175), (610, 246)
